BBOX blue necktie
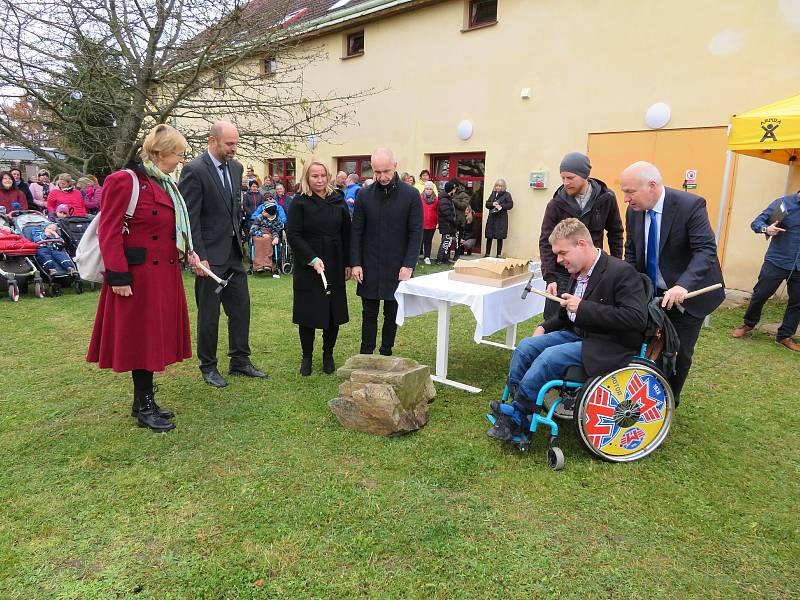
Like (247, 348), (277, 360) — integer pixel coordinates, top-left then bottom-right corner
(646, 209), (659, 287)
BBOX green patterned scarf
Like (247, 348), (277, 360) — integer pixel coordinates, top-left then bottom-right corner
(143, 160), (193, 259)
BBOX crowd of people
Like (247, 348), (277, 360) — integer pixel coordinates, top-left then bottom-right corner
(0, 167), (102, 217)
(6, 119), (791, 439)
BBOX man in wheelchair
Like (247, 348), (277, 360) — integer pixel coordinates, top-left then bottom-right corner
(488, 218), (649, 441)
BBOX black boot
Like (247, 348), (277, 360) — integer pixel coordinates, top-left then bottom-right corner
(136, 391), (175, 432)
(132, 386), (174, 420)
(299, 355), (312, 376)
(322, 351), (335, 374)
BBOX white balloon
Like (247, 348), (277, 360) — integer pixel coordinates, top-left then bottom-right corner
(644, 103), (671, 129)
(457, 119), (473, 141)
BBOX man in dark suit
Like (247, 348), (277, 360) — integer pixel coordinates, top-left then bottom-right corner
(620, 161), (725, 405)
(351, 148), (423, 356)
(488, 218), (648, 441)
(179, 121), (267, 387)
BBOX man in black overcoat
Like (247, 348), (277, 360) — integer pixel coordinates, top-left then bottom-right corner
(621, 161), (725, 405)
(351, 148), (424, 355)
(179, 121), (267, 388)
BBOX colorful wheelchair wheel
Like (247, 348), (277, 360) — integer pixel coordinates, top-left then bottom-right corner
(573, 364), (674, 463)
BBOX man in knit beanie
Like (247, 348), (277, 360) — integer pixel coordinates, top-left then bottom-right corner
(538, 151), (624, 320)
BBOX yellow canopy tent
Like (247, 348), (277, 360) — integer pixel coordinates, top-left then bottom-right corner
(728, 92), (800, 165)
(717, 92), (800, 239)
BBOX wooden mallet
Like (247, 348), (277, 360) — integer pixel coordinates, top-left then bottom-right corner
(320, 271), (331, 295)
(526, 282), (723, 303)
(195, 262), (233, 295)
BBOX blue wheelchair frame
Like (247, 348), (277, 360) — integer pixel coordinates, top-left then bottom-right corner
(488, 342), (653, 448)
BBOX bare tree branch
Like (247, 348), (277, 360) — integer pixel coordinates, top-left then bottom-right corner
(0, 0), (382, 177)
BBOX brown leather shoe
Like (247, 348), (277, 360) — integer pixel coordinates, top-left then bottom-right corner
(731, 324), (754, 338)
(777, 338), (800, 352)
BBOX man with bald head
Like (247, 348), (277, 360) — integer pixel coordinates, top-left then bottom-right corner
(620, 161), (724, 405)
(179, 121), (267, 387)
(351, 148), (423, 355)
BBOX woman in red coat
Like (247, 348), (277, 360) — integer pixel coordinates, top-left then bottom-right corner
(0, 171), (28, 212)
(87, 124), (200, 432)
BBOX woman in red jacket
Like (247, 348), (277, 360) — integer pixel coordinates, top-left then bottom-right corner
(0, 171), (28, 212)
(87, 124), (200, 432)
(420, 181), (439, 265)
(47, 173), (87, 218)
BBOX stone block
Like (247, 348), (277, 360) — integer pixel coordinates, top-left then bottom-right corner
(329, 355), (436, 436)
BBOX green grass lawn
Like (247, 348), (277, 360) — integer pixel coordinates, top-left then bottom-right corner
(1, 264), (798, 599)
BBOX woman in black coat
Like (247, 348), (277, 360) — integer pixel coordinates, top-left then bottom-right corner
(484, 178), (513, 257)
(435, 181), (458, 264)
(286, 159), (351, 376)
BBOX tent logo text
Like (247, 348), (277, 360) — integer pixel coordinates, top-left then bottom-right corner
(760, 118), (781, 143)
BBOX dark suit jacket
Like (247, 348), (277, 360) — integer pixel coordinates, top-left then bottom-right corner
(624, 187), (725, 318)
(542, 251), (648, 377)
(179, 151), (244, 266)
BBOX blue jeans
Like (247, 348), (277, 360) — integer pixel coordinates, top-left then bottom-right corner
(37, 246), (75, 275)
(508, 330), (583, 416)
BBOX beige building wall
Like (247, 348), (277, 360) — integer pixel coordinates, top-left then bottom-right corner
(243, 0), (800, 288)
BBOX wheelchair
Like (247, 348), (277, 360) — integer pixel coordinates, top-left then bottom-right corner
(248, 230), (293, 276)
(487, 274), (676, 470)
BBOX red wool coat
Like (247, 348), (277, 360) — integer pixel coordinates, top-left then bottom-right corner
(87, 167), (192, 373)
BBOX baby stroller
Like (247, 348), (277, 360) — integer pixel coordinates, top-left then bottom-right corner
(14, 211), (83, 296)
(0, 213), (45, 301)
(57, 214), (94, 256)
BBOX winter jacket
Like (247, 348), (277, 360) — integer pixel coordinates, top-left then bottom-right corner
(47, 188), (87, 219)
(83, 184), (103, 212)
(421, 192), (439, 230)
(351, 174), (424, 300)
(250, 213), (284, 239)
(437, 192), (456, 235)
(28, 181), (51, 210)
(539, 178), (624, 284)
(14, 180), (34, 207)
(484, 191), (513, 239)
(452, 190), (471, 229)
(0, 187), (28, 212)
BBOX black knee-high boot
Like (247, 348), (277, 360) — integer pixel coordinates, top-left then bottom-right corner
(299, 326), (314, 376)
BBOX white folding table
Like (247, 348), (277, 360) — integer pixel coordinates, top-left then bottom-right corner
(394, 267), (545, 393)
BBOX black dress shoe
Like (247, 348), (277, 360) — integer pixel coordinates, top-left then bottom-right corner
(229, 363), (268, 378)
(378, 347), (392, 356)
(322, 351), (335, 374)
(202, 369), (227, 388)
(299, 356), (312, 376)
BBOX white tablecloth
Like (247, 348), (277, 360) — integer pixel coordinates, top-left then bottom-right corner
(395, 268), (546, 343)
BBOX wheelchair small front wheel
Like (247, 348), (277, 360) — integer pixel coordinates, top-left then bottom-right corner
(547, 447), (565, 470)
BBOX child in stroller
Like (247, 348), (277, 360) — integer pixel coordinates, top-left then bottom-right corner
(32, 222), (78, 276)
(249, 201), (284, 276)
(13, 209), (83, 294)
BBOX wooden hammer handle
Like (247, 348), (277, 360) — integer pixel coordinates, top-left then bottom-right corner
(684, 283), (723, 299)
(194, 261), (223, 284)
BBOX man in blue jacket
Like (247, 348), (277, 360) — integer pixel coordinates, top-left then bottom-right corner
(731, 191), (800, 351)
